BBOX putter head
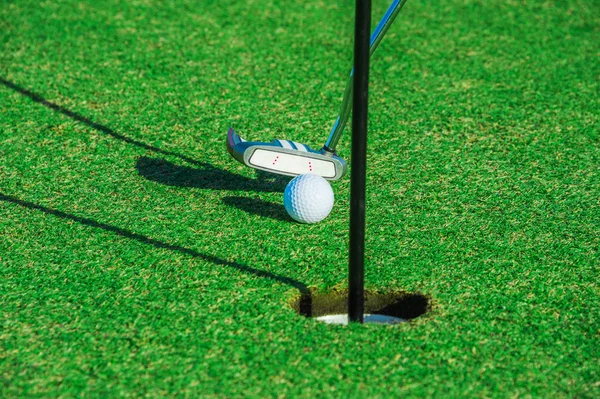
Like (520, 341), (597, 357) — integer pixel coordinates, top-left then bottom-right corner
(227, 128), (347, 180)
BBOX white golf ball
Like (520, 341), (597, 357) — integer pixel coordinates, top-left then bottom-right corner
(284, 174), (334, 224)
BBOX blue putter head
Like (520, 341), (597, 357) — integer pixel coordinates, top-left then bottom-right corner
(226, 128), (347, 181)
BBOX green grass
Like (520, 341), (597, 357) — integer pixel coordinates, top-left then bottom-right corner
(1, 0), (599, 397)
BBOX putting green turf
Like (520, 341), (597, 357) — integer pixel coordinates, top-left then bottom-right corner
(1, 0), (599, 397)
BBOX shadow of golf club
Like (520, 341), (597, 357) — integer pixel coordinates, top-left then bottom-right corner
(254, 169), (293, 186)
(0, 77), (203, 166)
(1, 77), (283, 193)
(0, 192), (312, 316)
(136, 157), (287, 193)
(222, 196), (290, 222)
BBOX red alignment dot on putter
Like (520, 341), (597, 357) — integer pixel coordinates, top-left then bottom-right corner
(273, 156), (279, 165)
(309, 161), (313, 172)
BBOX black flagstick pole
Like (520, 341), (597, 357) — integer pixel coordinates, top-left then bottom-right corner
(349, 0), (372, 323)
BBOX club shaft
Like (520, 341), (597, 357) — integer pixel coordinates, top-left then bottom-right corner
(348, 0), (371, 324)
(323, 0), (408, 153)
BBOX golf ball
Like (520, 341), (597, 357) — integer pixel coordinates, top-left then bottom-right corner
(284, 174), (334, 224)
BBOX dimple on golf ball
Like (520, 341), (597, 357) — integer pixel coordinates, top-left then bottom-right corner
(284, 174), (334, 224)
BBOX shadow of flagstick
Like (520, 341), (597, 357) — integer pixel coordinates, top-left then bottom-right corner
(0, 193), (312, 316)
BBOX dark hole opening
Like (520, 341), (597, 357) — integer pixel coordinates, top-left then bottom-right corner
(291, 290), (429, 320)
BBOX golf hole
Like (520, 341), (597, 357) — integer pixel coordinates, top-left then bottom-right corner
(290, 290), (429, 325)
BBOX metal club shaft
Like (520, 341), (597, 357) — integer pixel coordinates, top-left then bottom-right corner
(348, 0), (372, 324)
(323, 0), (408, 154)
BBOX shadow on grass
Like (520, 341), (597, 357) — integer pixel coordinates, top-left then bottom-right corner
(1, 77), (284, 193)
(0, 77), (202, 166)
(136, 156), (286, 193)
(222, 196), (289, 222)
(0, 193), (313, 316)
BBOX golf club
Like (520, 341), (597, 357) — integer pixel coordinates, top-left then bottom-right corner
(226, 0), (409, 180)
